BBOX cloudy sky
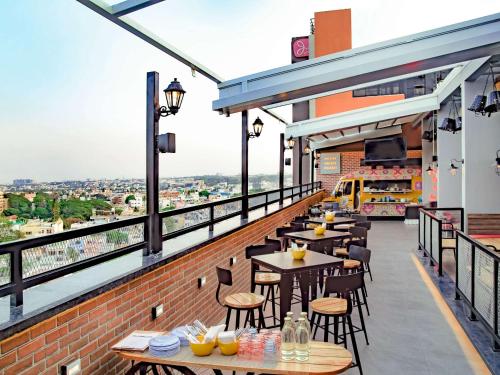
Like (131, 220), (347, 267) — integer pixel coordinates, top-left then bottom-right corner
(1, 0), (499, 183)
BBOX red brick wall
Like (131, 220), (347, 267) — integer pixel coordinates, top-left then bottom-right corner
(317, 150), (422, 194)
(0, 192), (325, 375)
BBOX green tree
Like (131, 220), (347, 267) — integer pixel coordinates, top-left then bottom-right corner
(106, 230), (129, 245)
(52, 200), (61, 221)
(125, 195), (136, 204)
(0, 215), (23, 243)
(32, 207), (51, 220)
(114, 207), (123, 216)
(66, 247), (80, 263)
(199, 190), (210, 198)
(4, 194), (32, 218)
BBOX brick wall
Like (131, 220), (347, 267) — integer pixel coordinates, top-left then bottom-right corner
(0, 192), (325, 375)
(317, 150), (422, 193)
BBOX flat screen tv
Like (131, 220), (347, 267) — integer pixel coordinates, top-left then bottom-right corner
(364, 136), (407, 161)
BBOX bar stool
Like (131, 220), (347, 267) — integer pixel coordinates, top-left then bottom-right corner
(335, 226), (368, 258)
(343, 245), (371, 317)
(310, 273), (365, 374)
(245, 244), (280, 327)
(216, 267), (266, 330)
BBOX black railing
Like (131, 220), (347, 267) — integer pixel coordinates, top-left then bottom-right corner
(418, 207), (464, 276)
(456, 231), (500, 350)
(0, 182), (322, 306)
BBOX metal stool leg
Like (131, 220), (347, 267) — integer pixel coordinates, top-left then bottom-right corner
(271, 284), (277, 327)
(323, 316), (330, 342)
(225, 308), (232, 331)
(235, 309), (241, 329)
(348, 315), (363, 375)
(355, 290), (369, 345)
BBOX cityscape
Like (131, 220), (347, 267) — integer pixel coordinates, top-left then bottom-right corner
(0, 174), (293, 244)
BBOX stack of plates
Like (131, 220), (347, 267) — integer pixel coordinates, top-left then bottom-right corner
(171, 327), (190, 346)
(149, 335), (180, 357)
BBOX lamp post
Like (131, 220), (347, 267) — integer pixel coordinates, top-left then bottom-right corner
(146, 72), (185, 255)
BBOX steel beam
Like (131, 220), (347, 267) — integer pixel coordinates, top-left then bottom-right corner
(241, 111), (249, 219)
(311, 126), (402, 150)
(213, 13), (500, 114)
(279, 133), (284, 205)
(286, 94), (439, 139)
(111, 0), (164, 17)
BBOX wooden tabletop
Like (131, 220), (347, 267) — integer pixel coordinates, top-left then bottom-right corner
(115, 340), (352, 375)
(477, 238), (500, 251)
(305, 217), (357, 226)
(251, 250), (343, 273)
(284, 230), (351, 242)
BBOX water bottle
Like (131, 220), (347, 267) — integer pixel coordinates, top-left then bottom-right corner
(280, 317), (296, 361)
(295, 318), (310, 361)
(286, 311), (296, 330)
(299, 312), (312, 351)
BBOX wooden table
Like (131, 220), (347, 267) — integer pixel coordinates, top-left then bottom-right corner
(116, 340), (352, 375)
(251, 250), (344, 326)
(477, 237), (500, 251)
(284, 230), (351, 245)
(305, 217), (357, 230)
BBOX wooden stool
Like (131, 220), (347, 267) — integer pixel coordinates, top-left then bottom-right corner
(216, 267), (266, 330)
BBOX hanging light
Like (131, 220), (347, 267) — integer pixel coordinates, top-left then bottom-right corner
(484, 68), (500, 117)
(286, 136), (296, 149)
(468, 95), (487, 115)
(163, 78), (185, 115)
(426, 165), (433, 175)
(449, 159), (463, 176)
(303, 141), (311, 155)
(439, 100), (461, 133)
(247, 117), (264, 139)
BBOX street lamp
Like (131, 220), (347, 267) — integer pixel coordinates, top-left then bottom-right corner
(248, 117), (264, 139)
(157, 78), (186, 118)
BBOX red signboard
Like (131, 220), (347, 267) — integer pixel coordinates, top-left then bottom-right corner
(292, 37), (309, 59)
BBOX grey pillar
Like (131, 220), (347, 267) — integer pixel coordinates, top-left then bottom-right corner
(279, 133), (284, 205)
(146, 71), (162, 254)
(241, 110), (249, 219)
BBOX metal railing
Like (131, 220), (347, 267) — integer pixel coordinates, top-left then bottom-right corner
(456, 231), (500, 350)
(418, 207), (464, 276)
(0, 182), (322, 306)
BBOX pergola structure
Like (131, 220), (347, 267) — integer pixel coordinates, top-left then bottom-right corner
(77, 0), (500, 224)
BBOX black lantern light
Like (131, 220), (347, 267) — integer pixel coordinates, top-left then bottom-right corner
(158, 78), (185, 117)
(426, 164), (433, 175)
(439, 100), (461, 134)
(248, 117), (264, 139)
(468, 95), (487, 115)
(484, 68), (500, 117)
(303, 141), (311, 155)
(496, 150), (500, 176)
(286, 136), (296, 149)
(449, 158), (463, 176)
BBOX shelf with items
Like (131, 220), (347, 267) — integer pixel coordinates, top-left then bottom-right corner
(362, 179), (412, 193)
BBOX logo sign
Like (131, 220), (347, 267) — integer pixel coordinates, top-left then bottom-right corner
(320, 152), (341, 174)
(292, 37), (309, 59)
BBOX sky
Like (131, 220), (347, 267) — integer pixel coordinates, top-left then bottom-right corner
(1, 0), (500, 183)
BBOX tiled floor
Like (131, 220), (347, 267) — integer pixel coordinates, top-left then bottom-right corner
(219, 221), (489, 375)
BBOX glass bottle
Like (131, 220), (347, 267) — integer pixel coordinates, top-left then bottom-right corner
(286, 311), (296, 330)
(280, 317), (296, 361)
(299, 312), (312, 351)
(295, 318), (310, 361)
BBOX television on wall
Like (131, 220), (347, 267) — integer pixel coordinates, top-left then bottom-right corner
(364, 136), (407, 162)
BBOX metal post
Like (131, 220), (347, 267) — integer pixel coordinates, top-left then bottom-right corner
(241, 110), (249, 220)
(209, 205), (214, 232)
(10, 251), (23, 307)
(279, 133), (284, 205)
(470, 245), (477, 321)
(493, 259), (499, 350)
(311, 150), (315, 189)
(298, 137), (303, 198)
(146, 71), (162, 255)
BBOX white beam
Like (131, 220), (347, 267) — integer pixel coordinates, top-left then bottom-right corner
(285, 94), (439, 139)
(311, 126), (402, 150)
(213, 12), (500, 114)
(111, 0), (164, 17)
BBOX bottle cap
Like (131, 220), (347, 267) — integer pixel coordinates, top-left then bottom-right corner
(284, 317), (291, 321)
(298, 317), (305, 321)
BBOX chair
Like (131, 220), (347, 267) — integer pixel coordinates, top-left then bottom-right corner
(355, 221), (372, 231)
(293, 215), (309, 223)
(264, 236), (282, 252)
(276, 226), (297, 249)
(352, 214), (368, 222)
(344, 245), (371, 316)
(216, 267), (265, 331)
(310, 273), (366, 374)
(245, 245), (280, 327)
(335, 226), (368, 258)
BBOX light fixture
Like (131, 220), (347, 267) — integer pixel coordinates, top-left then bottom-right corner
(303, 141), (311, 155)
(248, 117), (264, 139)
(468, 94), (487, 115)
(496, 150), (500, 176)
(158, 78), (185, 117)
(426, 164), (433, 175)
(484, 67), (500, 117)
(449, 158), (464, 176)
(286, 136), (296, 149)
(439, 100), (461, 133)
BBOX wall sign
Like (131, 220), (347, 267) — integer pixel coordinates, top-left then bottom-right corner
(320, 152), (341, 174)
(291, 37), (309, 59)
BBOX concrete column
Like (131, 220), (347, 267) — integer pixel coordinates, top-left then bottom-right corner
(461, 77), (500, 226)
(437, 101), (462, 207)
(421, 118), (436, 205)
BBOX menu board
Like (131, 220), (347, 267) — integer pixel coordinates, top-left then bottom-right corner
(320, 152), (341, 174)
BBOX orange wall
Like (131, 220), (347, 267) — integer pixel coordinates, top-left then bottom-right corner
(314, 9), (404, 117)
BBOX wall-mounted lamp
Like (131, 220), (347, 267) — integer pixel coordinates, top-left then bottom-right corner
(247, 117), (264, 139)
(286, 136), (296, 149)
(155, 78), (185, 154)
(449, 158), (464, 176)
(303, 140), (311, 155)
(426, 164), (433, 175)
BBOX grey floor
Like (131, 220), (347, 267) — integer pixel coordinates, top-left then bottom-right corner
(223, 222), (483, 375)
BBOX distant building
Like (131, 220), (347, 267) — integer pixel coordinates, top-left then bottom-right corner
(13, 179), (34, 186)
(0, 192), (8, 212)
(23, 192), (36, 202)
(20, 218), (64, 237)
(129, 196), (143, 208)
